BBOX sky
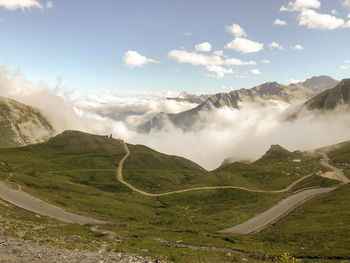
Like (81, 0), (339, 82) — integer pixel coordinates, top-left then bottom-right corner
(0, 0), (350, 94)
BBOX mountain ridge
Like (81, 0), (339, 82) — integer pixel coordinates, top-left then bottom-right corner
(139, 76), (339, 132)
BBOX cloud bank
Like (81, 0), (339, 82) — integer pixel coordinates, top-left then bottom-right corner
(1, 65), (350, 171)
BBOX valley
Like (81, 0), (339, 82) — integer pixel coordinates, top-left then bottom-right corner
(0, 129), (348, 262)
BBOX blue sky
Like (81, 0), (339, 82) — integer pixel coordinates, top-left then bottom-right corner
(0, 0), (349, 94)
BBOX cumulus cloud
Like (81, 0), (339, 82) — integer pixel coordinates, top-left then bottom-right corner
(280, 0), (320, 12)
(168, 49), (223, 66)
(292, 44), (304, 50)
(225, 23), (247, 38)
(212, 50), (223, 56)
(195, 42), (212, 52)
(286, 79), (301, 84)
(225, 38), (264, 54)
(224, 58), (256, 66)
(205, 65), (234, 79)
(0, 0), (43, 10)
(298, 9), (348, 30)
(261, 59), (271, 64)
(247, 69), (261, 75)
(274, 19), (287, 25)
(341, 65), (350, 69)
(123, 51), (159, 67)
(268, 42), (284, 50)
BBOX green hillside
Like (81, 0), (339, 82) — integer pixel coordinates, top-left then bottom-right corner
(0, 130), (345, 262)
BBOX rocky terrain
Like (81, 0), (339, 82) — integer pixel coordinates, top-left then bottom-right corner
(306, 78), (350, 111)
(0, 97), (55, 148)
(0, 230), (161, 263)
(166, 92), (210, 104)
(138, 76), (338, 132)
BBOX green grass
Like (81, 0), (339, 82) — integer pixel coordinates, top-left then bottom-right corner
(0, 130), (347, 262)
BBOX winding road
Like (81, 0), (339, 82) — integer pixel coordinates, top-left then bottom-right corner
(117, 142), (314, 196)
(0, 140), (347, 231)
(117, 142), (347, 234)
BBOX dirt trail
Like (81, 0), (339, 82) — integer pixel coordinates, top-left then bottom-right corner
(117, 141), (313, 196)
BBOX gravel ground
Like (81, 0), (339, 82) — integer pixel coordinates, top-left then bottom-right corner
(0, 230), (161, 263)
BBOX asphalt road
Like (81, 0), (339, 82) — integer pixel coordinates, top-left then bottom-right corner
(0, 181), (104, 225)
(217, 187), (334, 234)
(218, 154), (348, 234)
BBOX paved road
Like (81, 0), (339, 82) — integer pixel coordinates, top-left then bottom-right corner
(0, 181), (104, 225)
(320, 154), (350, 184)
(218, 154), (347, 234)
(218, 187), (334, 234)
(116, 142), (314, 196)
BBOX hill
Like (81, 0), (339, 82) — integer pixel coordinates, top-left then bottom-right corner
(305, 78), (350, 110)
(0, 130), (293, 262)
(139, 76), (338, 132)
(0, 96), (55, 148)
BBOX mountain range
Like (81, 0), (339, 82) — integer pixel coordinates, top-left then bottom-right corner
(0, 96), (55, 148)
(138, 76), (339, 132)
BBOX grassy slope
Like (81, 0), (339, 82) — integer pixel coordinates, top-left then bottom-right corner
(208, 145), (324, 191)
(0, 130), (284, 262)
(227, 140), (350, 260)
(0, 130), (344, 262)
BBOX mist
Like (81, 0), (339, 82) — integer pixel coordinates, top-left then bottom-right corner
(1, 65), (350, 170)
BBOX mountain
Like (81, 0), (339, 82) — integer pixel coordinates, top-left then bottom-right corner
(0, 96), (55, 148)
(305, 78), (350, 111)
(139, 76), (338, 132)
(166, 92), (211, 104)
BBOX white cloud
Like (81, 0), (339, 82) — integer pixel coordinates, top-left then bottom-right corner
(268, 42), (284, 50)
(195, 42), (212, 52)
(184, 30), (192, 37)
(292, 44), (304, 50)
(280, 0), (321, 12)
(212, 50), (223, 56)
(225, 23), (247, 38)
(348, 14), (350, 19)
(344, 0), (350, 7)
(224, 58), (256, 66)
(45, 1), (52, 8)
(261, 59), (271, 64)
(225, 38), (264, 54)
(331, 9), (338, 15)
(221, 86), (235, 91)
(247, 69), (261, 75)
(168, 49), (223, 66)
(206, 65), (234, 79)
(123, 51), (159, 67)
(345, 60), (350, 63)
(274, 19), (287, 25)
(0, 0), (43, 10)
(341, 65), (350, 69)
(286, 79), (301, 84)
(298, 9), (348, 30)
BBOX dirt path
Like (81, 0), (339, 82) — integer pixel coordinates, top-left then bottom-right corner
(116, 142), (315, 196)
(0, 182), (104, 225)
